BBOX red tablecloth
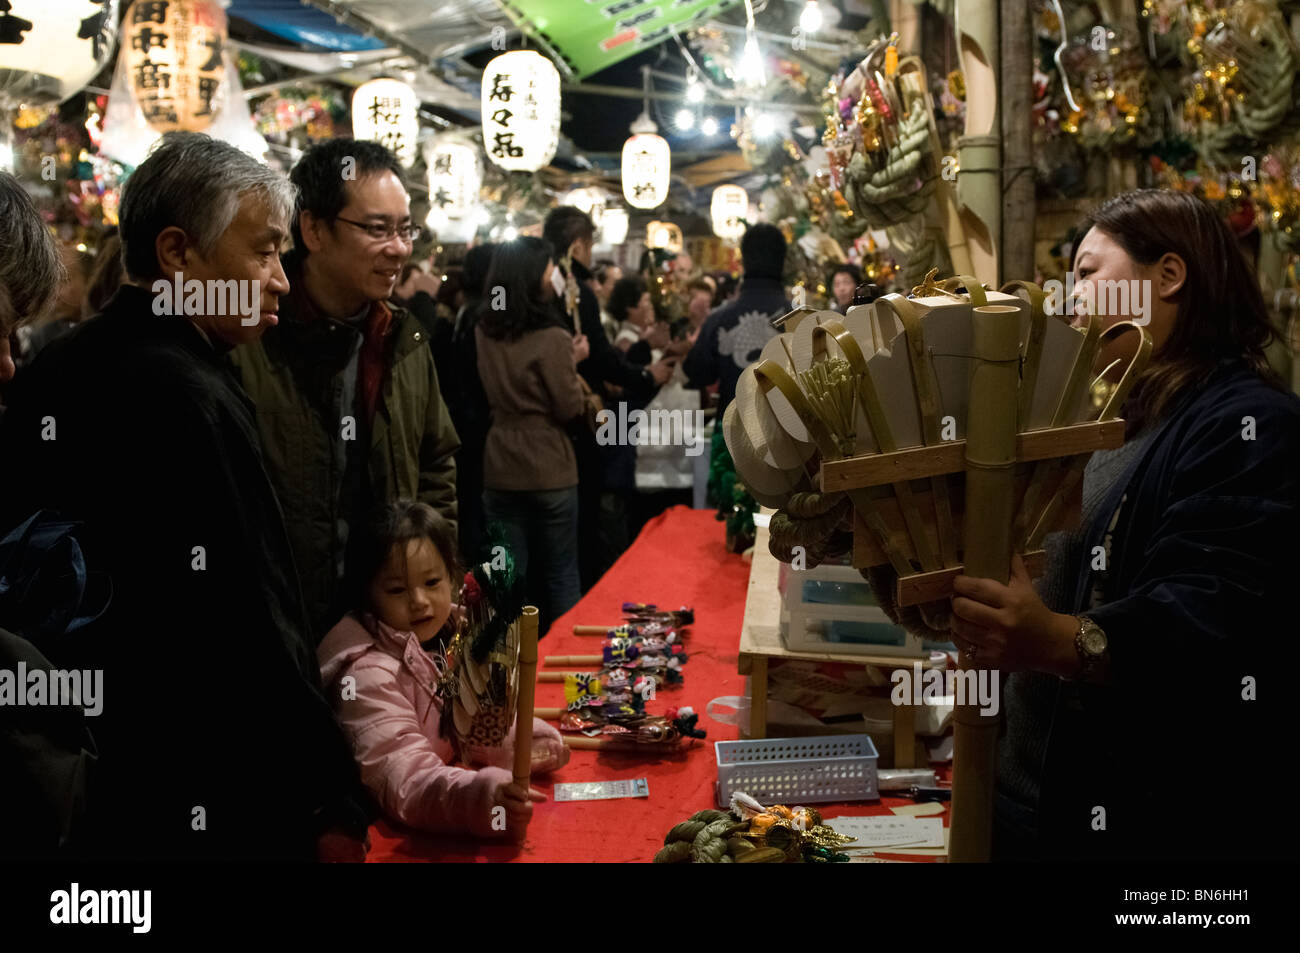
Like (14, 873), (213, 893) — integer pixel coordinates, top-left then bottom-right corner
(366, 506), (948, 862)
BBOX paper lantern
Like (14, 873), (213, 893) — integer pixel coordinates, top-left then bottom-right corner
(481, 50), (561, 172)
(563, 186), (607, 230)
(426, 140), (481, 221)
(622, 132), (671, 209)
(600, 206), (629, 245)
(646, 221), (682, 254)
(122, 0), (225, 133)
(0, 0), (120, 105)
(352, 77), (419, 166)
(711, 185), (749, 241)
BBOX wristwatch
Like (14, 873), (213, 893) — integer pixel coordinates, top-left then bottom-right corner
(1074, 615), (1108, 680)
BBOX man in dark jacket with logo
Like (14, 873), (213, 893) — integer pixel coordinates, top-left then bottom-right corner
(683, 223), (790, 416)
(0, 134), (373, 859)
(231, 140), (459, 641)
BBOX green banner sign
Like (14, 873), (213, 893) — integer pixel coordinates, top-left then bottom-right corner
(500, 0), (742, 79)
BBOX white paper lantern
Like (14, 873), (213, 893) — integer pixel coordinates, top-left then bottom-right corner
(711, 184), (749, 241)
(600, 206), (629, 245)
(0, 0), (120, 106)
(123, 0), (226, 134)
(646, 220), (682, 254)
(352, 77), (419, 167)
(481, 51), (561, 172)
(622, 132), (671, 209)
(427, 140), (481, 221)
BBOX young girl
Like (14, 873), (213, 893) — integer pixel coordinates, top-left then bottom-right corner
(318, 500), (569, 838)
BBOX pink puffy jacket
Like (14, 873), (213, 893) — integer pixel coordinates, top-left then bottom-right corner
(318, 613), (567, 837)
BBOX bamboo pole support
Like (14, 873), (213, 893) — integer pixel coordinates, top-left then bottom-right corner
(954, 0), (1001, 286)
(536, 707), (562, 719)
(949, 304), (1019, 863)
(573, 625), (613, 635)
(513, 606), (540, 793)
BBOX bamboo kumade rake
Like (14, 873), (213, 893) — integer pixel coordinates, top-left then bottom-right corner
(723, 273), (1151, 862)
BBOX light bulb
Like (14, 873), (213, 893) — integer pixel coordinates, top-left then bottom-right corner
(676, 108), (695, 131)
(701, 116), (719, 136)
(799, 1), (823, 33)
(753, 113), (776, 139)
(686, 77), (705, 103)
(503, 225), (519, 241)
(739, 35), (765, 87)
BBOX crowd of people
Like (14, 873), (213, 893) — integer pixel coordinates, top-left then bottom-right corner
(0, 132), (791, 859)
(5, 129), (1290, 864)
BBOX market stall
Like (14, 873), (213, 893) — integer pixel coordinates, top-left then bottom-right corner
(365, 507), (951, 864)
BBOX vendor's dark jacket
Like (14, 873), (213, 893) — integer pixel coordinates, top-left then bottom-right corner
(683, 276), (789, 416)
(1032, 359), (1296, 860)
(0, 285), (373, 859)
(230, 251), (460, 640)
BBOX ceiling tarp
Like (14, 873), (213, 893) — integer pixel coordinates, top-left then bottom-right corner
(227, 0), (388, 51)
(317, 0), (515, 61)
(497, 0), (743, 79)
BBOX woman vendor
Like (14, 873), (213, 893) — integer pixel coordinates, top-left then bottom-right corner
(950, 189), (1296, 861)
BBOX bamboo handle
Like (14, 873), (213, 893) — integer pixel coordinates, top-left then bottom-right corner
(544, 655), (600, 666)
(949, 304), (1019, 863)
(536, 707), (562, 719)
(537, 671), (570, 682)
(573, 625), (611, 635)
(513, 607), (540, 791)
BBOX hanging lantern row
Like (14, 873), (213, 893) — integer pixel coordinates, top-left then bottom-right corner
(711, 184), (749, 241)
(123, 0), (228, 134)
(623, 127), (671, 209)
(427, 139), (482, 221)
(481, 50), (561, 173)
(352, 76), (419, 167)
(646, 220), (683, 254)
(0, 0), (120, 107)
(600, 205), (629, 245)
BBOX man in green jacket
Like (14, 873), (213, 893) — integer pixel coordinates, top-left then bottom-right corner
(232, 139), (459, 641)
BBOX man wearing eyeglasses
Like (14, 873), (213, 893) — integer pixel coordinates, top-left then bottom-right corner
(232, 139), (459, 643)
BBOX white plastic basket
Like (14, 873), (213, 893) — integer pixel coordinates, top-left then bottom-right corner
(714, 734), (879, 807)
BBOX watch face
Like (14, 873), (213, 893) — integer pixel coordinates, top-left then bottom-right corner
(1082, 628), (1107, 656)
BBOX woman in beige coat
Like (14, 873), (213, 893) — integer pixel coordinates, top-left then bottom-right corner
(476, 237), (589, 633)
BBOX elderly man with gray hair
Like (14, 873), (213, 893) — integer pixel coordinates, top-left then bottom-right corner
(0, 134), (374, 860)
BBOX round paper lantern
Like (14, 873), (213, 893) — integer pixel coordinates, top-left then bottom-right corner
(426, 139), (481, 221)
(646, 221), (682, 254)
(600, 206), (629, 246)
(0, 0), (120, 106)
(711, 184), (749, 241)
(481, 51), (561, 172)
(622, 132), (671, 209)
(352, 77), (419, 166)
(122, 0), (225, 133)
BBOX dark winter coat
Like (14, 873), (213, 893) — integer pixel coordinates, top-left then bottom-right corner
(1030, 359), (1297, 860)
(0, 285), (373, 859)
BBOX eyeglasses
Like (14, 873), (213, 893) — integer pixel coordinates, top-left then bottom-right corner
(335, 216), (422, 244)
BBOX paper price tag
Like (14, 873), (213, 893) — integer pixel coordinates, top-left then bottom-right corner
(553, 778), (649, 802)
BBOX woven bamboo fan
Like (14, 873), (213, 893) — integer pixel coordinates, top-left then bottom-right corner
(438, 553), (529, 756)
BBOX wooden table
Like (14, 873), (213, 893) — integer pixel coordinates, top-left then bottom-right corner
(738, 521), (930, 768)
